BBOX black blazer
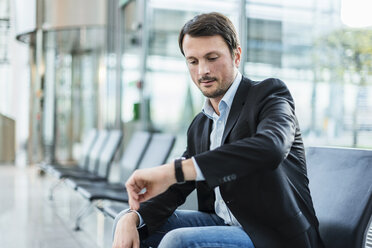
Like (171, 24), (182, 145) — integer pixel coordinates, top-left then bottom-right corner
(138, 77), (323, 248)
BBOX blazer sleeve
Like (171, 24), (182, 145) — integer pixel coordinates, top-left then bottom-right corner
(194, 78), (298, 189)
(137, 122), (198, 235)
(137, 181), (196, 235)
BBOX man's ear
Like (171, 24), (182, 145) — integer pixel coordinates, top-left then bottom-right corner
(234, 47), (242, 68)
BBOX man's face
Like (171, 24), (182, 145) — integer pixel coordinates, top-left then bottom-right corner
(182, 34), (241, 100)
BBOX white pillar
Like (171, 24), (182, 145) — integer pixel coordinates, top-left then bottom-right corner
(9, 1), (30, 167)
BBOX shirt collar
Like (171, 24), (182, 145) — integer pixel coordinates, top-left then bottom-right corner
(202, 71), (242, 119)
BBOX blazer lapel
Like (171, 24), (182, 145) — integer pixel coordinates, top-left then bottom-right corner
(201, 117), (213, 152)
(221, 77), (251, 144)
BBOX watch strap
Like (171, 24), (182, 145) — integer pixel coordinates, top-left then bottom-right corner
(174, 158), (185, 184)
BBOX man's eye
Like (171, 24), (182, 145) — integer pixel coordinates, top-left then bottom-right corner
(208, 57), (218, 61)
(188, 60), (197, 65)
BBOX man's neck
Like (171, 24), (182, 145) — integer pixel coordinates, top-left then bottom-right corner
(209, 97), (223, 116)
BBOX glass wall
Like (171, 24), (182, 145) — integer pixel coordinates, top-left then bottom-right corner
(120, 0), (141, 124)
(14, 0), (112, 164)
(42, 28), (105, 163)
(10, 0), (372, 164)
(119, 0), (372, 152)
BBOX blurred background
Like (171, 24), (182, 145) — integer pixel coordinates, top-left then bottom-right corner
(1, 0), (372, 166)
(0, 1), (372, 248)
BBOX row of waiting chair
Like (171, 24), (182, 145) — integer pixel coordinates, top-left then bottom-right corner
(42, 129), (123, 200)
(40, 129), (176, 231)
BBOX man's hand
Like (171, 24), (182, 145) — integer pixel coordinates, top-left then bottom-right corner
(125, 159), (197, 210)
(112, 212), (140, 248)
(125, 163), (176, 210)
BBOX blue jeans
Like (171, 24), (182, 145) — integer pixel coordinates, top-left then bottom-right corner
(141, 210), (255, 248)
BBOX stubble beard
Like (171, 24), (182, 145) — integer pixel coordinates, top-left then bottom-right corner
(198, 76), (229, 99)
(200, 86), (227, 99)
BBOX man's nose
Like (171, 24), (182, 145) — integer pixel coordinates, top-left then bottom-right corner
(198, 61), (210, 76)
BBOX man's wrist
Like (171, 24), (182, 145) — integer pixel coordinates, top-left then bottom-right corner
(122, 210), (140, 227)
(170, 158), (197, 183)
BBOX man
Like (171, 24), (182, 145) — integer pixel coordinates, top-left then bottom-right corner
(113, 12), (323, 248)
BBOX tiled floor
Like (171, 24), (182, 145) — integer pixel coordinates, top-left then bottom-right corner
(0, 165), (111, 248)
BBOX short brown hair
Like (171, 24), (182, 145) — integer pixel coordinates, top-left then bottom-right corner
(178, 12), (240, 56)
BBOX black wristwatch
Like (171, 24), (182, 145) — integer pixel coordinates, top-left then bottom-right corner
(174, 158), (186, 184)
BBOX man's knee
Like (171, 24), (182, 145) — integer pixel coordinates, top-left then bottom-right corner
(158, 228), (192, 248)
